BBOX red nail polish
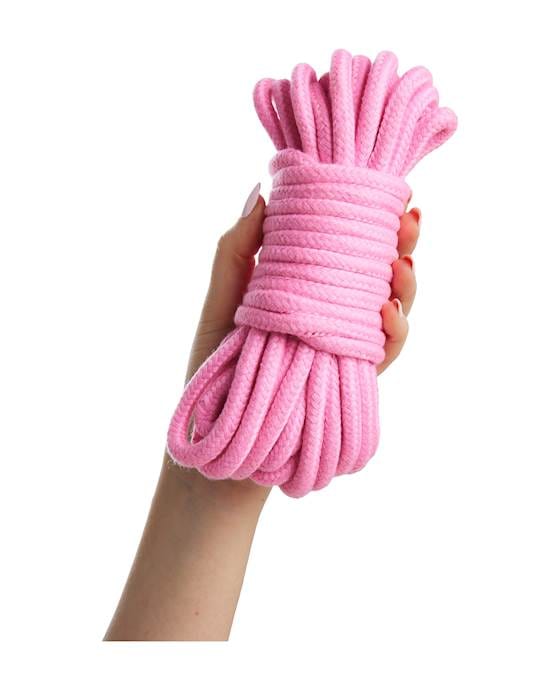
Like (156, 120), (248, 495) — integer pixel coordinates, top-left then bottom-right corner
(402, 255), (414, 273)
(410, 207), (422, 227)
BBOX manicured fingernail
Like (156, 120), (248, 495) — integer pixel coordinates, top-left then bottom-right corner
(402, 255), (415, 274)
(410, 207), (422, 228)
(392, 298), (404, 316)
(241, 182), (261, 217)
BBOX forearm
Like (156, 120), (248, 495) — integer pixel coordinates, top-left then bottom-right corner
(105, 453), (270, 641)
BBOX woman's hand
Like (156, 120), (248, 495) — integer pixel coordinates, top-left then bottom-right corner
(104, 184), (421, 641)
(188, 183), (420, 382)
(181, 183), (419, 498)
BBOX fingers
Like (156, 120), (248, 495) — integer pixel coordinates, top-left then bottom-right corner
(391, 255), (416, 316)
(390, 206), (420, 316)
(397, 207), (421, 257)
(377, 298), (409, 374)
(377, 206), (421, 374)
(378, 255), (416, 373)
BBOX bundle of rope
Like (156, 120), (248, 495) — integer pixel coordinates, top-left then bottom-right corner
(167, 49), (457, 497)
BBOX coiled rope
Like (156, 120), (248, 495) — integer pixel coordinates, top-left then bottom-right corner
(167, 49), (457, 497)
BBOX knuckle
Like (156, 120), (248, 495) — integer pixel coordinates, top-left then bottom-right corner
(216, 229), (234, 254)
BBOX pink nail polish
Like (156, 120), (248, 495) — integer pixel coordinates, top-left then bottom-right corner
(241, 182), (261, 217)
(392, 298), (404, 316)
(402, 255), (415, 273)
(410, 207), (422, 228)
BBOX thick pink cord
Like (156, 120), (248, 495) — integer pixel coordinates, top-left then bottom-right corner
(167, 49), (457, 497)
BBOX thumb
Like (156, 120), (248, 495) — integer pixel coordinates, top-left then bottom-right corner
(216, 182), (264, 264)
(185, 184), (265, 382)
(207, 182), (265, 322)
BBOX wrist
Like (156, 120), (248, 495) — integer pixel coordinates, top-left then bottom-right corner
(161, 451), (271, 520)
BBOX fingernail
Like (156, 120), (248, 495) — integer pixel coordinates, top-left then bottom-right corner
(410, 207), (422, 228)
(402, 255), (415, 274)
(241, 182), (261, 217)
(392, 298), (404, 316)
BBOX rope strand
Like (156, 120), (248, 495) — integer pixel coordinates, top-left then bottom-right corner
(167, 49), (457, 497)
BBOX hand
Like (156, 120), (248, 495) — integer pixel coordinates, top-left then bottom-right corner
(105, 186), (421, 641)
(187, 183), (420, 382)
(178, 183), (420, 498)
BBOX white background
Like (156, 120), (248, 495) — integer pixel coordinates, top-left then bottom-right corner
(1, 0), (549, 687)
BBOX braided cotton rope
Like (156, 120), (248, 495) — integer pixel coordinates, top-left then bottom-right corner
(167, 49), (457, 497)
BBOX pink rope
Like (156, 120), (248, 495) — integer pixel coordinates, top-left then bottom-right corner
(167, 49), (457, 497)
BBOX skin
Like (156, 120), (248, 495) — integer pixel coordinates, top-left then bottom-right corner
(104, 190), (420, 641)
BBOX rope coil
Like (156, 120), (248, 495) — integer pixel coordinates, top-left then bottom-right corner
(167, 49), (457, 497)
